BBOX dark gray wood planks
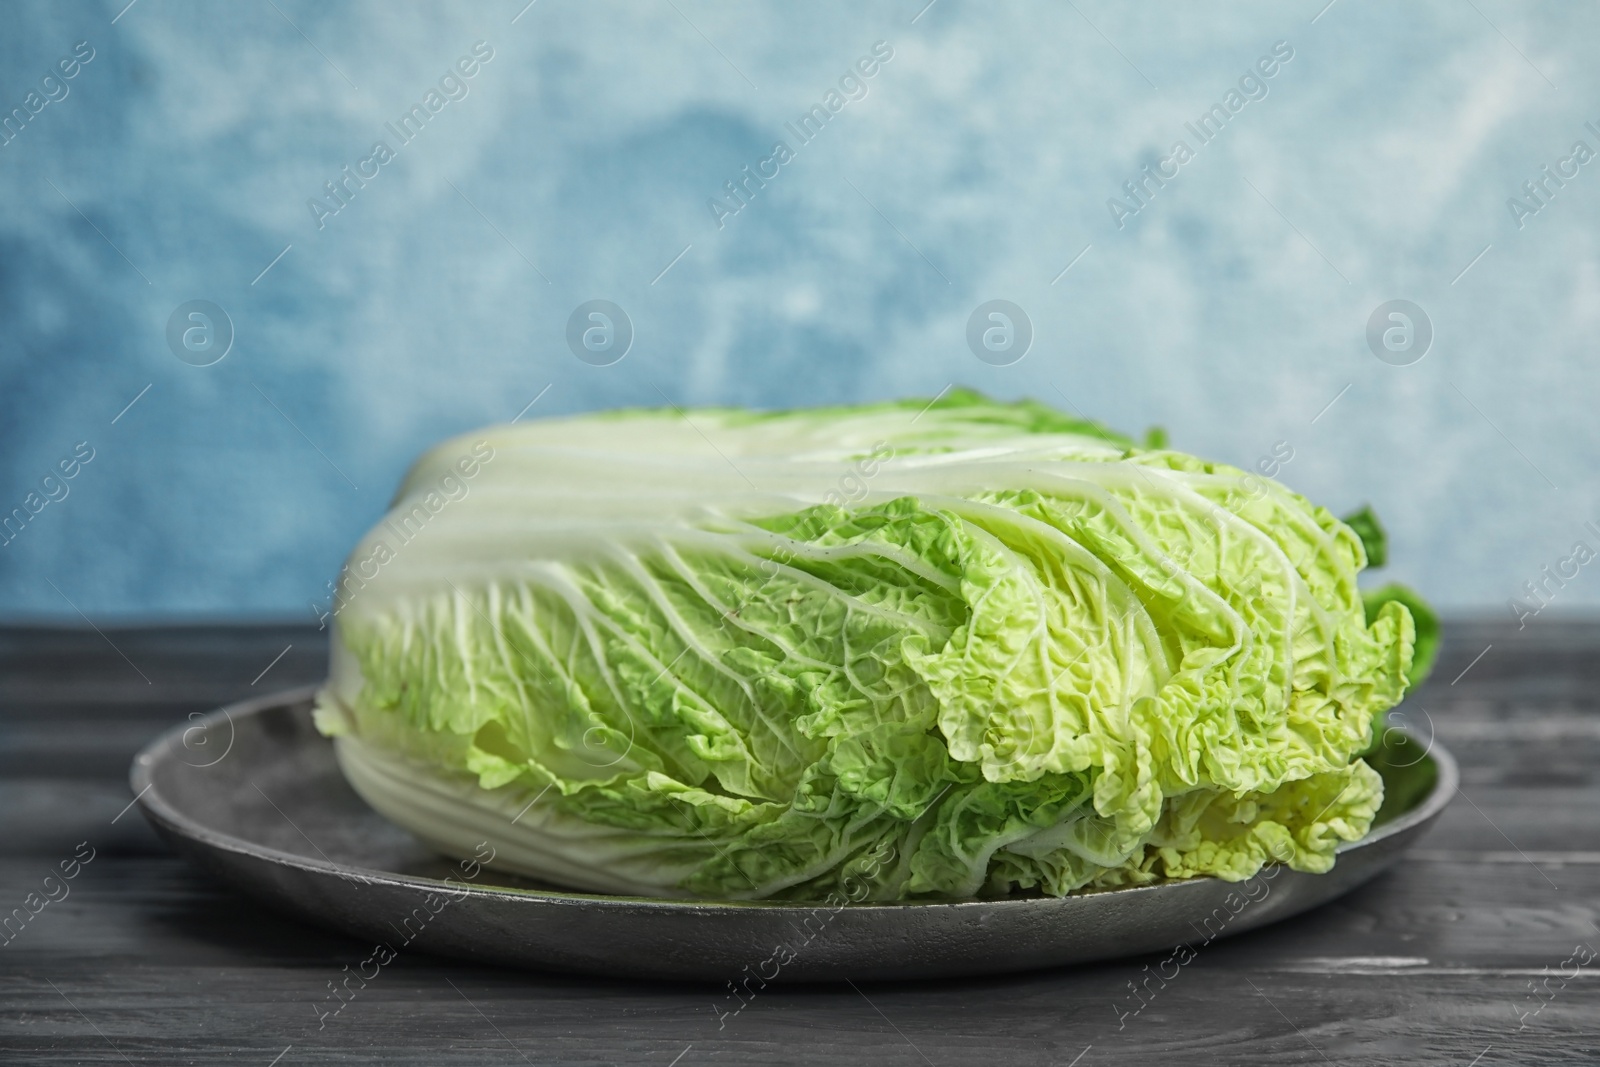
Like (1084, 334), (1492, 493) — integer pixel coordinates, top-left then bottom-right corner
(1, 619), (1595, 1065)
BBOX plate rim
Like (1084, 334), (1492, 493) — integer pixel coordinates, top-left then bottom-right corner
(131, 683), (1459, 914)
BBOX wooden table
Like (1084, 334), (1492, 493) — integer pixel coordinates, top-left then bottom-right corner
(1, 620), (1594, 1065)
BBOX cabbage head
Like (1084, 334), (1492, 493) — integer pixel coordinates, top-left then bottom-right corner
(314, 390), (1426, 900)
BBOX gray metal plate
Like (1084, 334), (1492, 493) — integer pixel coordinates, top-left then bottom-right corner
(129, 685), (1456, 981)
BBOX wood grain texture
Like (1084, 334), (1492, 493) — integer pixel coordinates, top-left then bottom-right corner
(1, 619), (1596, 1065)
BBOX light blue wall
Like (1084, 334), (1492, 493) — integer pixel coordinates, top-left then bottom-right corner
(2, 0), (1595, 620)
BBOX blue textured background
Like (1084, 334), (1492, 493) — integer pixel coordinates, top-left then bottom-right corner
(2, 0), (1596, 622)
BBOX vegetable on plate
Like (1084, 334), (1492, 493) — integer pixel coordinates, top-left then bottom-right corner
(315, 390), (1433, 900)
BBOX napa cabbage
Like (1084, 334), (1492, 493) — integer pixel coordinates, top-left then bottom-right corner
(315, 390), (1426, 900)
